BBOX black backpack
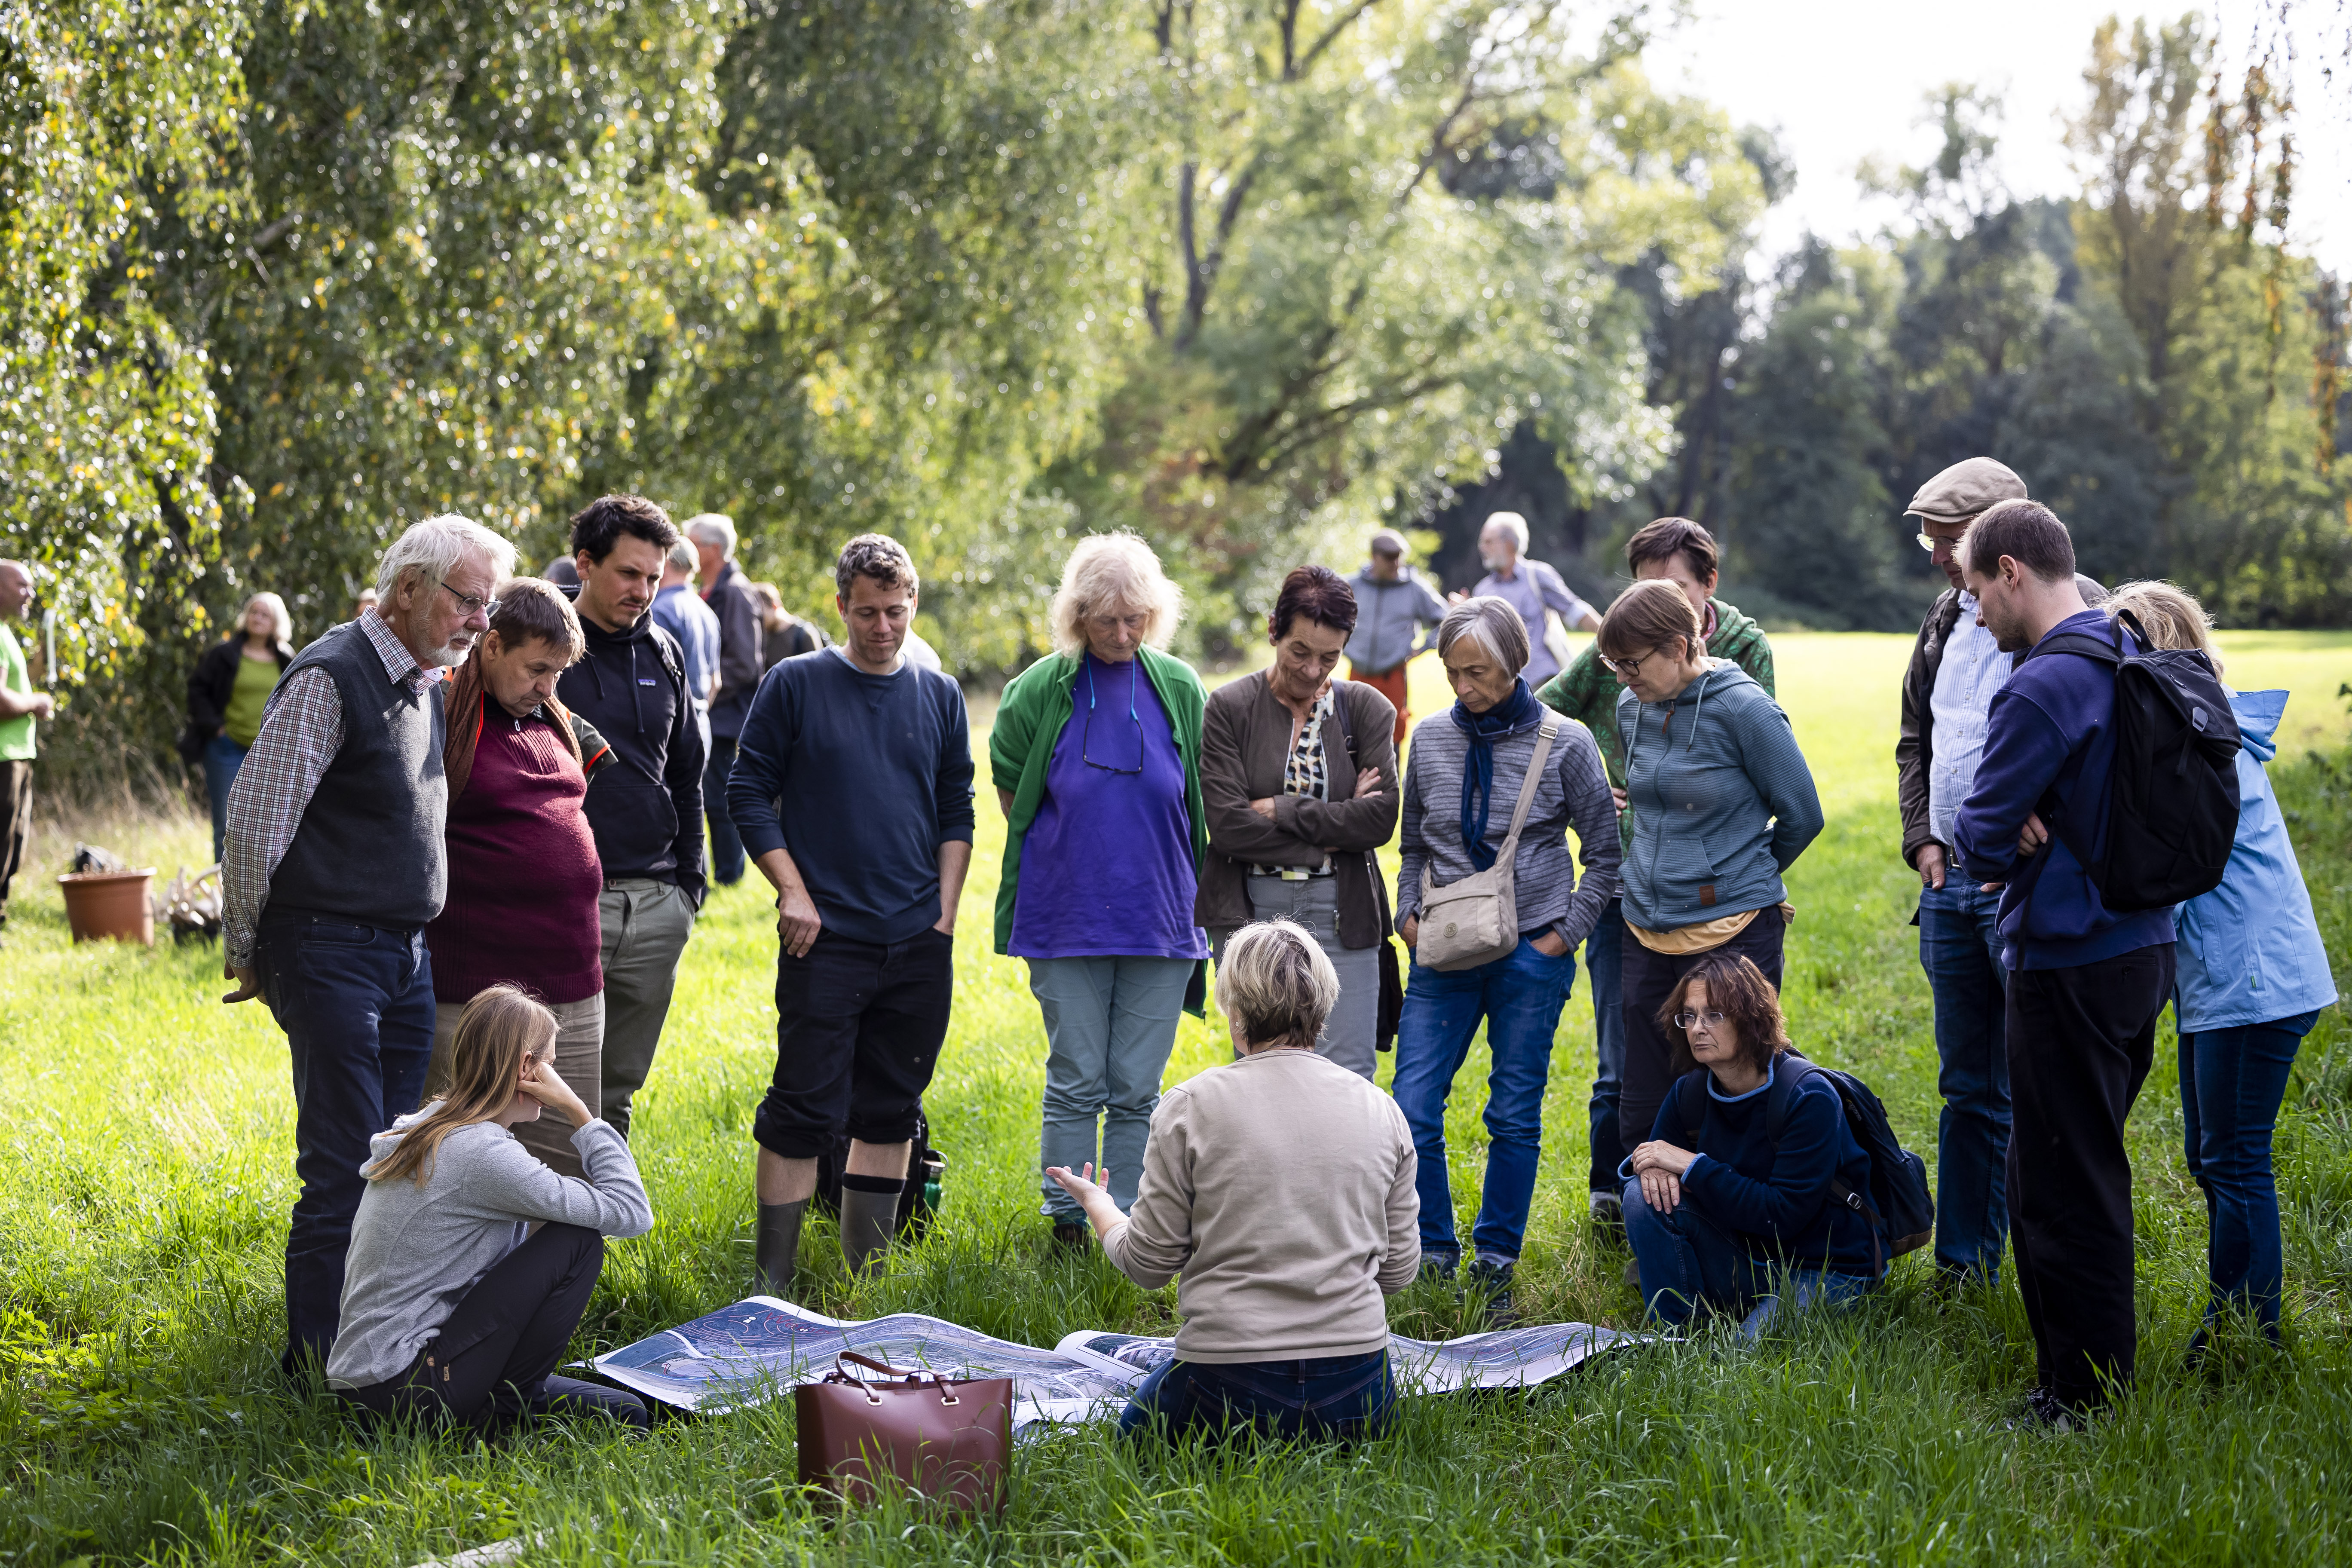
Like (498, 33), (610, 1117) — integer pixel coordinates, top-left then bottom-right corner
(1675, 1054), (1933, 1276)
(2028, 608), (2241, 913)
(808, 1107), (947, 1242)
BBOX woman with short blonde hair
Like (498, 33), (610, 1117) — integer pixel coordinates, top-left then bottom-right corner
(329, 986), (655, 1434)
(993, 531), (1209, 1249)
(1049, 921), (1419, 1444)
(2103, 580), (2335, 1349)
(184, 591), (299, 861)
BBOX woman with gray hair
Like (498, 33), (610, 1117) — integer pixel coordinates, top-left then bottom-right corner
(1050, 919), (1418, 1443)
(184, 591), (296, 862)
(1392, 594), (1620, 1323)
(991, 531), (1209, 1250)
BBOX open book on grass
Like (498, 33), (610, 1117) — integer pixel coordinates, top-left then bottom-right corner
(594, 1298), (1647, 1428)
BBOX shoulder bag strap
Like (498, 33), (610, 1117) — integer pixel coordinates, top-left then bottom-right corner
(1490, 718), (1559, 864)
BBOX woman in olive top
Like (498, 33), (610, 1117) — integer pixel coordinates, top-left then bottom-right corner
(185, 592), (294, 862)
(992, 532), (1209, 1251)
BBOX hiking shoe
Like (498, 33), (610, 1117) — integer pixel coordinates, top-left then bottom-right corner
(1051, 1221), (1090, 1253)
(1417, 1253), (1460, 1286)
(2003, 1387), (2084, 1433)
(1465, 1259), (1517, 1328)
(1588, 1188), (1625, 1239)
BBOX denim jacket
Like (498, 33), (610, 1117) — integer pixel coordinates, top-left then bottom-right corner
(2173, 689), (2338, 1032)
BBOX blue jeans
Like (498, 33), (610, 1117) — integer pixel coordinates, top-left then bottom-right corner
(704, 735), (745, 886)
(254, 915), (435, 1373)
(1117, 1351), (1395, 1443)
(1623, 1179), (1875, 1340)
(1391, 936), (1576, 1268)
(2180, 1011), (2318, 1339)
(1027, 955), (1192, 1221)
(203, 733), (249, 864)
(1583, 898), (1625, 1194)
(1917, 879), (2010, 1277)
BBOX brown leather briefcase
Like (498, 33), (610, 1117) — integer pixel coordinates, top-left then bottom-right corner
(795, 1351), (1012, 1519)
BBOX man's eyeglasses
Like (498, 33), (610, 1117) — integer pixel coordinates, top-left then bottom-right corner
(1673, 1009), (1729, 1030)
(1915, 532), (1963, 555)
(435, 579), (501, 620)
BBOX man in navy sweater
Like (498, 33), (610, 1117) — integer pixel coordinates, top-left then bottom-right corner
(729, 533), (975, 1292)
(1954, 499), (2175, 1427)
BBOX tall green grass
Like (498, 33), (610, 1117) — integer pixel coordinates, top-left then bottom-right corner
(2, 631), (2349, 1564)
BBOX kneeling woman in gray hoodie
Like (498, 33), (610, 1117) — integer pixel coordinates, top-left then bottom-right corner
(1604, 579), (1824, 1176)
(327, 984), (655, 1432)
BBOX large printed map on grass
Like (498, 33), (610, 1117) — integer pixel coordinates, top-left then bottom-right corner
(594, 1298), (1647, 1427)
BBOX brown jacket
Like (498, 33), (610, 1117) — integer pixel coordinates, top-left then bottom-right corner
(1896, 589), (1967, 870)
(1194, 672), (1399, 949)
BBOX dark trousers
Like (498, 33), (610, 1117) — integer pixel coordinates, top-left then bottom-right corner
(1617, 913), (1785, 1159)
(337, 1223), (648, 1432)
(1117, 1351), (1395, 1444)
(2180, 1011), (2319, 1339)
(255, 915), (436, 1374)
(752, 927), (953, 1159)
(1583, 897), (1626, 1193)
(2006, 943), (2174, 1410)
(202, 734), (250, 865)
(1917, 880), (2011, 1277)
(0, 757), (30, 930)
(704, 736), (745, 886)
(1622, 1178), (1875, 1338)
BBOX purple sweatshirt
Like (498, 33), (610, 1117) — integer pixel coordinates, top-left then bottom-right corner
(1953, 609), (2176, 971)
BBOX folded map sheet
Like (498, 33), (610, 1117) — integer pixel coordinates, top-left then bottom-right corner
(594, 1298), (1646, 1427)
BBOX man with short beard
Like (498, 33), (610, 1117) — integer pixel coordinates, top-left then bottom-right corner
(221, 513), (516, 1376)
(1954, 499), (2175, 1428)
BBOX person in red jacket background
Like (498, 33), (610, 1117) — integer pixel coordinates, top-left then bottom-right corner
(424, 578), (610, 1179)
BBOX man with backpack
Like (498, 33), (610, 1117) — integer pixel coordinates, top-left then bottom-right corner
(1954, 499), (2222, 1427)
(560, 494), (708, 1142)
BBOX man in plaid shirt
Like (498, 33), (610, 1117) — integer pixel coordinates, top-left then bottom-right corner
(222, 514), (516, 1376)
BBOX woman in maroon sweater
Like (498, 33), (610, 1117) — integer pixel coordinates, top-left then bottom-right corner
(424, 579), (611, 1177)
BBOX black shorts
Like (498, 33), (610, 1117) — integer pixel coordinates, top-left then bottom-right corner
(752, 927), (953, 1159)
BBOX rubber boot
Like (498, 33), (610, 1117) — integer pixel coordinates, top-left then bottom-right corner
(755, 1199), (808, 1298)
(838, 1175), (906, 1277)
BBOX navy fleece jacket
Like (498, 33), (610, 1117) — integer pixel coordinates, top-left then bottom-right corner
(1634, 1059), (1879, 1275)
(1952, 609), (2176, 971)
(727, 649), (977, 946)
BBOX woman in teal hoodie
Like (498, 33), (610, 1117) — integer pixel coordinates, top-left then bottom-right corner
(990, 533), (1209, 1250)
(2103, 583), (2336, 1349)
(1602, 581), (1825, 1162)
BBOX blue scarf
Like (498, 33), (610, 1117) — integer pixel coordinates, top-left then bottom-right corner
(1451, 678), (1544, 871)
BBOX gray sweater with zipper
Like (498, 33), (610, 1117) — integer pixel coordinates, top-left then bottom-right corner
(1615, 661), (1823, 932)
(1396, 711), (1621, 950)
(326, 1114), (653, 1389)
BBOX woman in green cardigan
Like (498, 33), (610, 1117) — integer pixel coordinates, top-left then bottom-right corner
(991, 532), (1208, 1250)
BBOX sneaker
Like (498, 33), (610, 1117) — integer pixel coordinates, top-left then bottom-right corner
(1417, 1253), (1460, 1286)
(1465, 1259), (1517, 1328)
(1588, 1188), (1625, 1239)
(1051, 1221), (1090, 1253)
(2003, 1387), (2083, 1433)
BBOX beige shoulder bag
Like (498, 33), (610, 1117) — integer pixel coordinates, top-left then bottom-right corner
(1417, 718), (1559, 972)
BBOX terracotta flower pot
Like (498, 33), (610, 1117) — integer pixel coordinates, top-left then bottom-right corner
(58, 869), (157, 946)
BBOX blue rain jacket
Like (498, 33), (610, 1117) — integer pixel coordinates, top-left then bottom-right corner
(2174, 688), (2338, 1032)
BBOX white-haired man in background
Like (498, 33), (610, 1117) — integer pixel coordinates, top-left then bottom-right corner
(1455, 510), (1599, 689)
(687, 513), (765, 888)
(220, 513), (516, 1377)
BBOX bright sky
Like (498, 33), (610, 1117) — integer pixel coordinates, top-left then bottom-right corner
(1644, 0), (2352, 275)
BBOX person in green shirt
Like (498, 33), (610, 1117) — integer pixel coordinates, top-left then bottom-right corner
(0, 560), (55, 942)
(1534, 518), (1775, 1231)
(184, 593), (296, 863)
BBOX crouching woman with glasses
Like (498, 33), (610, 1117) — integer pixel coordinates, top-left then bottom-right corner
(990, 533), (1211, 1251)
(1623, 953), (1880, 1338)
(1049, 920), (1419, 1443)
(327, 985), (655, 1433)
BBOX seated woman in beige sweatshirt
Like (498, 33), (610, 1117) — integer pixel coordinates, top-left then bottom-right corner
(1049, 919), (1419, 1441)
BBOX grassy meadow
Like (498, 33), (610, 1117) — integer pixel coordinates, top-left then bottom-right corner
(4, 629), (2352, 1565)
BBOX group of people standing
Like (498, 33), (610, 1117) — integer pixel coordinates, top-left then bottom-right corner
(191, 455), (2330, 1443)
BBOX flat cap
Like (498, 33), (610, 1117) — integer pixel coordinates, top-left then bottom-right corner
(1905, 457), (2027, 524)
(1369, 527), (1408, 554)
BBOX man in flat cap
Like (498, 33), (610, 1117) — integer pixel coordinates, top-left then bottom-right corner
(1897, 456), (2037, 1289)
(1344, 528), (1449, 745)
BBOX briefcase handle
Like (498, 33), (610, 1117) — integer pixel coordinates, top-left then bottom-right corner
(824, 1351), (968, 1405)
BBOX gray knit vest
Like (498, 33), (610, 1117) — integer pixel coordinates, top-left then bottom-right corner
(263, 621), (448, 930)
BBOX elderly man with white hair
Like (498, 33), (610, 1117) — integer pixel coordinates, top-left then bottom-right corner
(220, 512), (516, 1377)
(1458, 510), (1599, 689)
(685, 512), (764, 887)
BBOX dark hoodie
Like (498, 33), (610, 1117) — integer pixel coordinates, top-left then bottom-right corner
(557, 588), (707, 904)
